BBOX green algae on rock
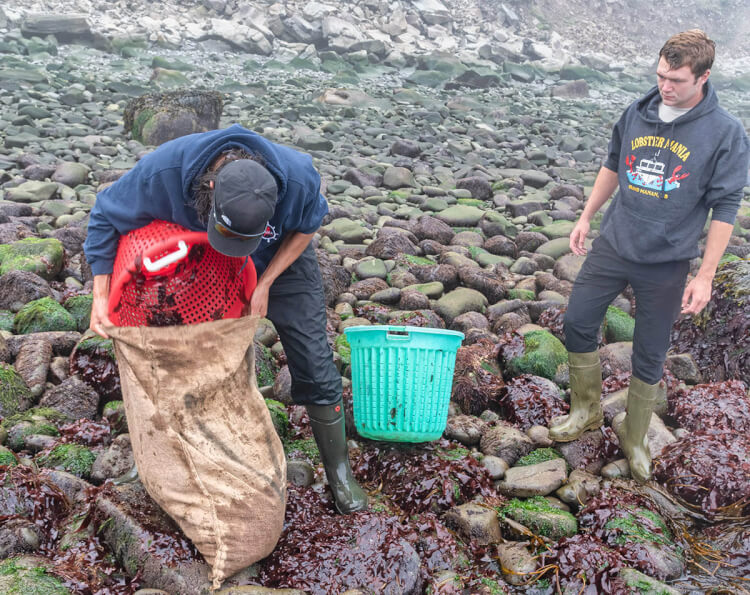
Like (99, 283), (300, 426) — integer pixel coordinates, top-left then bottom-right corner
(37, 444), (96, 479)
(265, 399), (290, 440)
(0, 363), (33, 418)
(515, 447), (564, 467)
(499, 495), (578, 539)
(0, 445), (18, 466)
(498, 329), (568, 382)
(0, 557), (70, 595)
(0, 237), (64, 281)
(603, 305), (635, 343)
(13, 297), (77, 335)
(63, 295), (93, 333)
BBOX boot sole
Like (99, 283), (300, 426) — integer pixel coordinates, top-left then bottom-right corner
(549, 417), (604, 443)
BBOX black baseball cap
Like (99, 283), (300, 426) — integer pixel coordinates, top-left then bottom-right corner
(207, 159), (278, 257)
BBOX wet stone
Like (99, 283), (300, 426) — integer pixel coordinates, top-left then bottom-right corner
(496, 458), (567, 498)
(443, 502), (502, 546)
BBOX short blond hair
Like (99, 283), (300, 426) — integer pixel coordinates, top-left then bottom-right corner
(659, 30), (715, 79)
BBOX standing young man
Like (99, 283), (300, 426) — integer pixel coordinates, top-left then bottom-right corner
(549, 30), (749, 481)
(84, 124), (368, 514)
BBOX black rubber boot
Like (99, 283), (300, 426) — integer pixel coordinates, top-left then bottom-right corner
(306, 401), (368, 514)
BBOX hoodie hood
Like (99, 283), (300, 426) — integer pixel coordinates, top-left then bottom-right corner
(636, 80), (719, 125)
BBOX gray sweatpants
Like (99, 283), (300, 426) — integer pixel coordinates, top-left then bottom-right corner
(265, 243), (342, 406)
(563, 236), (690, 384)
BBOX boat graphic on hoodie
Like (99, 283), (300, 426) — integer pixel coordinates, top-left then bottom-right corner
(599, 81), (749, 264)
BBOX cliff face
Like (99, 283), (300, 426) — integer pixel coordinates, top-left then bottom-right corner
(486, 0), (750, 59)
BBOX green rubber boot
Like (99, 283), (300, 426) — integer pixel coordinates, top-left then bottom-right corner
(549, 351), (603, 442)
(619, 376), (658, 483)
(306, 401), (368, 514)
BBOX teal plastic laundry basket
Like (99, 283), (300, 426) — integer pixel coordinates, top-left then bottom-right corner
(344, 325), (464, 442)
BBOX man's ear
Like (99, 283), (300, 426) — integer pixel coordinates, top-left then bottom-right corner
(209, 179), (214, 190)
(700, 68), (710, 84)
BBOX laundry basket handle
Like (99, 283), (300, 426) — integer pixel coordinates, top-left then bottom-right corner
(143, 240), (189, 273)
(386, 326), (411, 340)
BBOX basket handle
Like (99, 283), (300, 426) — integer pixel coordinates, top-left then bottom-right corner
(143, 240), (189, 273)
(386, 326), (411, 340)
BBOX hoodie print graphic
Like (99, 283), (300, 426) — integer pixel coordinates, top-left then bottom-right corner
(624, 139), (690, 196)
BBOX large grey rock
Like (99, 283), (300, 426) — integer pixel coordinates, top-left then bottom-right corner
(0, 270), (52, 312)
(91, 434), (135, 482)
(495, 543), (537, 586)
(497, 458), (567, 497)
(443, 414), (487, 446)
(205, 18), (272, 54)
(443, 503), (502, 546)
(39, 375), (99, 419)
(434, 287), (488, 325)
(13, 338), (52, 398)
(435, 205), (485, 226)
(123, 90), (223, 146)
(479, 421), (534, 466)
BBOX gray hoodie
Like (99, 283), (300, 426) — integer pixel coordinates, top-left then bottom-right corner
(599, 81), (749, 263)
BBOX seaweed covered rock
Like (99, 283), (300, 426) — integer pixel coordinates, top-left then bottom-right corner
(497, 374), (567, 430)
(578, 487), (685, 580)
(670, 258), (750, 382)
(0, 362), (33, 417)
(2, 407), (66, 450)
(450, 340), (504, 416)
(500, 495), (577, 539)
(352, 440), (497, 515)
(497, 329), (568, 382)
(0, 556), (70, 594)
(37, 443), (96, 479)
(123, 89), (223, 146)
(13, 297), (77, 334)
(669, 380), (750, 433)
(256, 485), (450, 594)
(654, 430), (750, 518)
(69, 334), (120, 400)
(602, 305), (635, 343)
(540, 534), (628, 593)
(63, 294), (93, 333)
(0, 237), (64, 281)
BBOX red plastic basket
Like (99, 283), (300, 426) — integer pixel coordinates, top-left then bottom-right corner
(108, 220), (257, 326)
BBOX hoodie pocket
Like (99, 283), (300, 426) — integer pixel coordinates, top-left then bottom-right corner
(603, 201), (679, 262)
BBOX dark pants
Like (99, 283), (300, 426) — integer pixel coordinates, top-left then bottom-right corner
(563, 237), (690, 385)
(265, 244), (342, 406)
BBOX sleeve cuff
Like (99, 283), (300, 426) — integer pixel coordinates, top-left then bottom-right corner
(90, 261), (115, 276)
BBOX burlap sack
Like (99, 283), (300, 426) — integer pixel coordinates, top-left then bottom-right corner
(107, 315), (286, 589)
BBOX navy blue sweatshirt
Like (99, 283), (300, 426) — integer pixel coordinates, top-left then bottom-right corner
(84, 124), (329, 277)
(600, 81), (749, 263)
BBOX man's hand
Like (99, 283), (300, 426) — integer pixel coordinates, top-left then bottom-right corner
(681, 274), (713, 315)
(249, 282), (270, 318)
(90, 274), (112, 338)
(569, 218), (591, 256)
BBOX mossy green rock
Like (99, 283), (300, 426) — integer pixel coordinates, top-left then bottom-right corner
(0, 237), (64, 280)
(0, 557), (70, 595)
(402, 281), (444, 299)
(435, 205), (486, 226)
(265, 399), (290, 440)
(535, 237), (572, 259)
(63, 294), (93, 333)
(500, 496), (577, 539)
(619, 568), (682, 594)
(334, 334), (351, 366)
(0, 445), (18, 466)
(516, 448), (563, 467)
(537, 220), (575, 240)
(7, 418), (60, 451)
(480, 211), (517, 238)
(0, 363), (33, 418)
(603, 306), (635, 343)
(37, 444), (96, 479)
(255, 343), (279, 387)
(507, 288), (536, 301)
(435, 287), (488, 325)
(283, 436), (320, 464)
(0, 310), (14, 332)
(504, 330), (568, 382)
(13, 297), (77, 334)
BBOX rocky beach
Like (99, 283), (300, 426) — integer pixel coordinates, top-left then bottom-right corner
(0, 0), (749, 593)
